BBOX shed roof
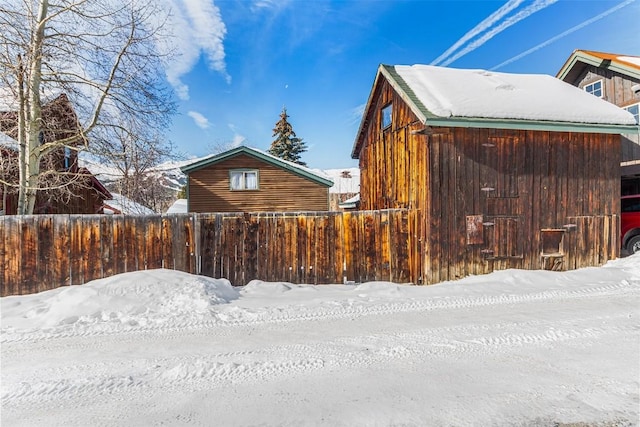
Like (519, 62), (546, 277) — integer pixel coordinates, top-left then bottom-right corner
(352, 64), (638, 158)
(180, 146), (334, 188)
(556, 49), (640, 82)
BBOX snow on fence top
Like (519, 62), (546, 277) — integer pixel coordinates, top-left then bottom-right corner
(391, 64), (637, 126)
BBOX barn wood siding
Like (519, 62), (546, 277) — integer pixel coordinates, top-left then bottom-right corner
(576, 66), (640, 108)
(0, 210), (422, 296)
(188, 154), (329, 213)
(357, 78), (428, 213)
(423, 126), (619, 283)
(355, 73), (621, 284)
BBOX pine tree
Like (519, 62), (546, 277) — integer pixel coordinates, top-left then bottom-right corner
(268, 107), (308, 166)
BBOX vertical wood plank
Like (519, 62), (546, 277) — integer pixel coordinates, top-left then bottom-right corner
(21, 216), (37, 294)
(83, 215), (102, 283)
(146, 215), (163, 270)
(112, 215), (127, 274)
(332, 212), (344, 284)
(69, 215), (83, 285)
(53, 216), (71, 288)
(244, 215), (258, 284)
(306, 214), (317, 284)
(2, 217), (21, 296)
(100, 215), (114, 279)
(37, 215), (54, 293)
(200, 214), (216, 277)
(342, 211), (354, 283)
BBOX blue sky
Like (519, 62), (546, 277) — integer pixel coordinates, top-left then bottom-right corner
(164, 0), (640, 169)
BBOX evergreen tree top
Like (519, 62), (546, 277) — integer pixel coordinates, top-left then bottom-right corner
(272, 107), (296, 139)
(268, 106), (307, 166)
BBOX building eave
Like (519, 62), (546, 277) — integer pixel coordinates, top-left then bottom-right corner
(423, 116), (639, 134)
(557, 50), (640, 81)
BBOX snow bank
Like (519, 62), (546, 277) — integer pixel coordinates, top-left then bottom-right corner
(1, 270), (238, 333)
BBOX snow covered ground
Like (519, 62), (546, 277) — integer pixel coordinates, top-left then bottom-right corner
(2, 256), (639, 426)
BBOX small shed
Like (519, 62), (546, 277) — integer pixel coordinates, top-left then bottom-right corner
(181, 146), (333, 213)
(352, 64), (638, 284)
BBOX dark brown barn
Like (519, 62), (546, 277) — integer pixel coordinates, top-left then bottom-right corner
(181, 146), (333, 213)
(352, 64), (638, 284)
(0, 94), (111, 215)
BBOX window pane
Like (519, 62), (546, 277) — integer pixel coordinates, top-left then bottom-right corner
(230, 172), (242, 190)
(625, 104), (639, 124)
(245, 172), (258, 189)
(382, 104), (392, 129)
(585, 80), (603, 98)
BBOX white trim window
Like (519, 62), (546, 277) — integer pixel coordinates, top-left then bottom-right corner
(583, 79), (603, 98)
(624, 103), (639, 124)
(230, 169), (259, 190)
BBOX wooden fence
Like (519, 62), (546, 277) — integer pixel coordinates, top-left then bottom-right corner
(0, 209), (423, 296)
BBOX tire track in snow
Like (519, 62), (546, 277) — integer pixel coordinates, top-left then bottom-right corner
(2, 279), (636, 344)
(3, 313), (635, 406)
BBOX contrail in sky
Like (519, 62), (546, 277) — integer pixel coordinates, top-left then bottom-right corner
(431, 0), (525, 66)
(490, 0), (637, 70)
(434, 0), (560, 67)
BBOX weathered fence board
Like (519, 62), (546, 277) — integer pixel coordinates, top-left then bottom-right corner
(0, 209), (424, 296)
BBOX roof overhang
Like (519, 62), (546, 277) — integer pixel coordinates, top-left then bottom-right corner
(421, 116), (639, 134)
(557, 50), (640, 82)
(181, 146), (334, 188)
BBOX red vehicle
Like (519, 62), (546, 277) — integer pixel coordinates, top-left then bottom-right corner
(621, 194), (640, 254)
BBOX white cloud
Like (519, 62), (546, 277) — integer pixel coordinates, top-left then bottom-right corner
(250, 0), (290, 13)
(157, 0), (229, 100)
(188, 111), (210, 129)
(228, 123), (246, 147)
(231, 134), (246, 147)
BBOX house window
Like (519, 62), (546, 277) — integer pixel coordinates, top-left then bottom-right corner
(230, 169), (259, 190)
(624, 103), (639, 124)
(381, 104), (392, 129)
(64, 146), (72, 169)
(583, 80), (603, 98)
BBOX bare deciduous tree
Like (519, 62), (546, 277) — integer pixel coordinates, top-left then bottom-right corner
(0, 0), (175, 214)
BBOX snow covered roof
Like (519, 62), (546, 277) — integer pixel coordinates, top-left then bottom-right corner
(166, 198), (188, 214)
(181, 146), (334, 188)
(316, 168), (360, 194)
(389, 64), (636, 126)
(557, 49), (640, 81)
(0, 131), (17, 149)
(338, 193), (360, 209)
(104, 193), (155, 215)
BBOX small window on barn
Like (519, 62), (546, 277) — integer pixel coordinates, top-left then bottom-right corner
(583, 80), (603, 98)
(230, 169), (259, 191)
(381, 104), (392, 129)
(624, 103), (639, 124)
